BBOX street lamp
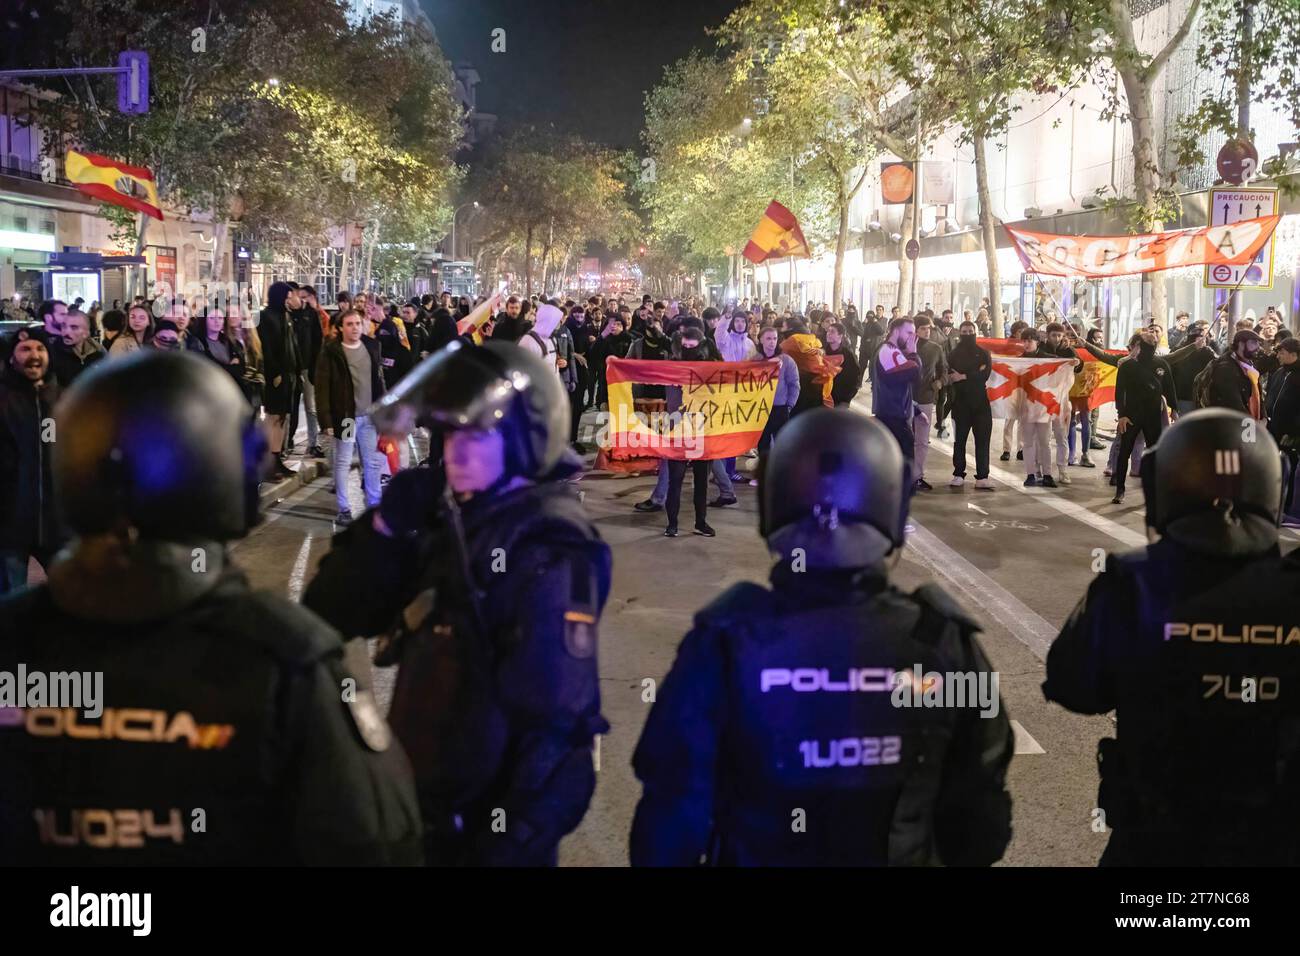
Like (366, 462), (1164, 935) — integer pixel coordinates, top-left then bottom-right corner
(450, 201), (479, 261)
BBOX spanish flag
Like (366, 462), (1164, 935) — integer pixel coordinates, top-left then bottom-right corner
(600, 357), (781, 471)
(65, 149), (164, 220)
(742, 200), (810, 264)
(455, 292), (501, 343)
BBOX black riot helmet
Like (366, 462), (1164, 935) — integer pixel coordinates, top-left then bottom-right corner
(1139, 407), (1287, 557)
(759, 408), (910, 569)
(54, 350), (267, 541)
(371, 340), (573, 481)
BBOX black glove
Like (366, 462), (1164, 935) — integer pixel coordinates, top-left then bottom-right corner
(377, 463), (445, 539)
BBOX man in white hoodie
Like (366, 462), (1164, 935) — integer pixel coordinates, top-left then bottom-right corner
(521, 301), (563, 374)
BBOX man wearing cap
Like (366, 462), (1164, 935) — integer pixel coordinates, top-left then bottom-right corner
(1208, 329), (1264, 418)
(0, 325), (63, 593)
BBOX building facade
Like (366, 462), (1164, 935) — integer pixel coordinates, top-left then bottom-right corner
(773, 0), (1298, 345)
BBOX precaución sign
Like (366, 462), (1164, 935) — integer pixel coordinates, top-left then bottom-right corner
(1205, 187), (1278, 290)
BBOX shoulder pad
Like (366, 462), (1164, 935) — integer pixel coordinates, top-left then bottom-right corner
(911, 583), (981, 634)
(1106, 548), (1150, 574)
(694, 582), (774, 631)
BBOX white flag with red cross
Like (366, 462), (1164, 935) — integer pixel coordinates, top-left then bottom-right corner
(986, 357), (1075, 423)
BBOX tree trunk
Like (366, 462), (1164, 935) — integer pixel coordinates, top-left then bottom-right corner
(1106, 0), (1203, 329)
(1118, 64), (1166, 326)
(539, 244), (552, 294)
(337, 227), (351, 297)
(897, 200), (915, 311)
(833, 180), (849, 315)
(363, 223), (378, 293)
(973, 130), (1005, 336)
(524, 224), (534, 296)
(126, 213), (151, 301)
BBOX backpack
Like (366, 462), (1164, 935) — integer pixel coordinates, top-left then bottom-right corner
(1192, 358), (1216, 409)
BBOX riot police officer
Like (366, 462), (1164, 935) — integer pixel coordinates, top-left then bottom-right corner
(0, 350), (422, 864)
(630, 408), (1013, 866)
(1044, 408), (1300, 865)
(303, 340), (610, 866)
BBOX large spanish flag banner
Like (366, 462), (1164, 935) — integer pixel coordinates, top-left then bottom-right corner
(65, 149), (164, 220)
(600, 357), (780, 471)
(978, 337), (1121, 411)
(743, 200), (810, 264)
(1006, 215), (1279, 278)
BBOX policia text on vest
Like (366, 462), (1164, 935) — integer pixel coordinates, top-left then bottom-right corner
(761, 665), (1001, 718)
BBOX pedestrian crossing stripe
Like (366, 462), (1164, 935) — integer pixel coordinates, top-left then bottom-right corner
(1215, 449), (1240, 475)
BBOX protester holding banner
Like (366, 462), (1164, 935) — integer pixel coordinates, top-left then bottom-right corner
(1016, 331), (1056, 487)
(946, 320), (994, 490)
(1110, 331), (1178, 505)
(754, 326), (799, 471)
(663, 322), (718, 538)
(1040, 323), (1084, 486)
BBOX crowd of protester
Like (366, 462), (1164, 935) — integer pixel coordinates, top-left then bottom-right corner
(1, 281), (1297, 593)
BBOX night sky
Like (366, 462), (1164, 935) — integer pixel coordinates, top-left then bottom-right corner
(423, 0), (741, 148)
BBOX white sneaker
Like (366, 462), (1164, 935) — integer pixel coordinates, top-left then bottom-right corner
(949, 476), (964, 487)
(1057, 470), (1072, 485)
(975, 478), (995, 490)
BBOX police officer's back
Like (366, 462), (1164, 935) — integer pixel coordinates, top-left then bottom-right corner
(631, 409), (1013, 866)
(1044, 408), (1300, 865)
(0, 351), (422, 864)
(304, 341), (610, 866)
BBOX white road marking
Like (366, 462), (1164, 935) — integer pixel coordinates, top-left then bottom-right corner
(967, 502), (989, 515)
(286, 532), (314, 602)
(1011, 719), (1046, 754)
(228, 478), (325, 552)
(905, 521), (1059, 661)
(931, 435), (1148, 548)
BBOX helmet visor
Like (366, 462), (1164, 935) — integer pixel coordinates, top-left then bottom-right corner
(369, 340), (528, 435)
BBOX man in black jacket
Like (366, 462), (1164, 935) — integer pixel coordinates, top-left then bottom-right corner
(315, 309), (387, 526)
(1266, 338), (1300, 446)
(946, 320), (995, 490)
(1166, 324), (1214, 415)
(296, 286), (326, 459)
(48, 309), (105, 387)
(1111, 331), (1177, 504)
(1207, 329), (1264, 418)
(1266, 338), (1300, 519)
(0, 326), (62, 594)
(258, 281), (302, 479)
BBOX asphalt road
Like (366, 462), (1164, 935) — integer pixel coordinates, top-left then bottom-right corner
(231, 400), (1300, 867)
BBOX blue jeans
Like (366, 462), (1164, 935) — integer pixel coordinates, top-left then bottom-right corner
(1068, 409), (1091, 460)
(332, 413), (383, 514)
